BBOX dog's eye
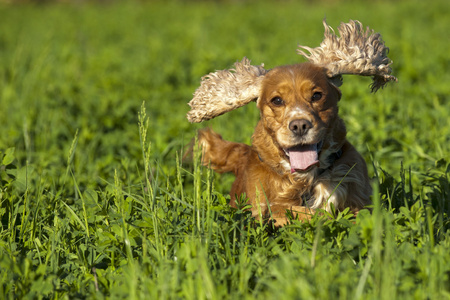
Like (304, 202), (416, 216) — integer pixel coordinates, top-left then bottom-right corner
(311, 92), (322, 102)
(270, 97), (284, 106)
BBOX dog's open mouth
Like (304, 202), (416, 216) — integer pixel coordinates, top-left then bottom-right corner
(284, 142), (323, 173)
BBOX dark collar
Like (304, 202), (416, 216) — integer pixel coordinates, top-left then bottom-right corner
(318, 148), (343, 175)
(327, 148), (343, 163)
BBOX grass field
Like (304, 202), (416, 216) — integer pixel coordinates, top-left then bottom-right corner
(0, 0), (449, 298)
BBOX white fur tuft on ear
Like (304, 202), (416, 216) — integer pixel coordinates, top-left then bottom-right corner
(187, 57), (268, 123)
(298, 19), (397, 92)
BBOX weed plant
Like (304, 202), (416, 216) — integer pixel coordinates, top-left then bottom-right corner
(0, 0), (449, 298)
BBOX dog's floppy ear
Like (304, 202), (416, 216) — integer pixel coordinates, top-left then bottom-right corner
(298, 19), (397, 92)
(187, 57), (268, 123)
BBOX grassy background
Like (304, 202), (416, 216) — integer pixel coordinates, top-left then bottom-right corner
(0, 0), (449, 298)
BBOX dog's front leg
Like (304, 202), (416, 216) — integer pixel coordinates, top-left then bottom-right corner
(310, 179), (368, 215)
(269, 205), (316, 226)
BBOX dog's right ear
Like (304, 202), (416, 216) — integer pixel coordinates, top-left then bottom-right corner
(187, 57), (268, 123)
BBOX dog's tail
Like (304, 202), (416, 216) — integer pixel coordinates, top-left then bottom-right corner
(196, 128), (250, 175)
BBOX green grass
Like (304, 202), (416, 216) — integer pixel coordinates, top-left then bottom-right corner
(0, 0), (449, 298)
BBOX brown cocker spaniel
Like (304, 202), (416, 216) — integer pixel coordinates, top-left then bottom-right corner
(187, 20), (397, 225)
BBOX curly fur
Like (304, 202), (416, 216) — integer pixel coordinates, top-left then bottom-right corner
(297, 19), (398, 92)
(187, 57), (267, 123)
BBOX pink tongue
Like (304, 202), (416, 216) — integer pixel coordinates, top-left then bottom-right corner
(288, 144), (319, 173)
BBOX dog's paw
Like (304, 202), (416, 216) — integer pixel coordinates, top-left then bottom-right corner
(270, 205), (316, 226)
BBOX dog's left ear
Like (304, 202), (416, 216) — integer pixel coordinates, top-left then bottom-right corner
(298, 19), (397, 92)
(187, 57), (268, 123)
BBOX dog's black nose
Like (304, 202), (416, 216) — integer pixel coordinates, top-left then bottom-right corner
(289, 119), (313, 136)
